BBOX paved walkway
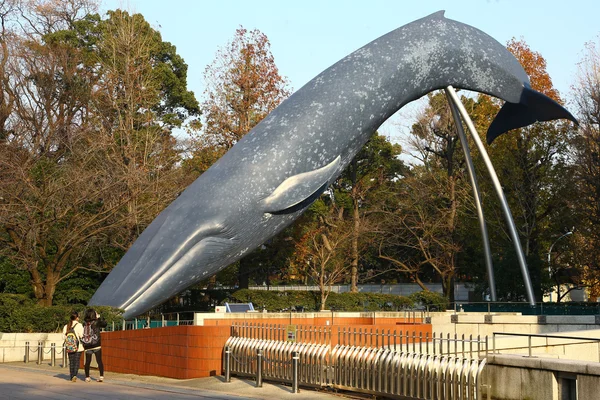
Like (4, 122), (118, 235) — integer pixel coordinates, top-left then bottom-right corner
(0, 362), (347, 400)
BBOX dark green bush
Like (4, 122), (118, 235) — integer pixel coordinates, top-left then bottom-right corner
(408, 290), (449, 311)
(0, 294), (123, 333)
(229, 289), (318, 311)
(227, 290), (414, 312)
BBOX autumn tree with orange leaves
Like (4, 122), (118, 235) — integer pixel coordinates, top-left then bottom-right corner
(200, 26), (291, 154)
(196, 27), (291, 288)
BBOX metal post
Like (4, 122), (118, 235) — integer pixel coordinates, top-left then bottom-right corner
(445, 89), (497, 301)
(548, 231), (573, 303)
(50, 343), (56, 367)
(224, 346), (231, 383)
(528, 335), (532, 357)
(112, 321), (115, 331)
(162, 313), (165, 327)
(122, 319), (126, 331)
(445, 86), (535, 306)
(24, 342), (29, 363)
(37, 341), (43, 364)
(292, 351), (299, 393)
(177, 313), (180, 326)
(62, 343), (67, 368)
(256, 348), (263, 388)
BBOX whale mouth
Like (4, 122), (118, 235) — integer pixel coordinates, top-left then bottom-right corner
(88, 218), (228, 313)
(119, 234), (236, 316)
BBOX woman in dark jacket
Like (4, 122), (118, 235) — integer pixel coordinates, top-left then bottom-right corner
(82, 308), (107, 382)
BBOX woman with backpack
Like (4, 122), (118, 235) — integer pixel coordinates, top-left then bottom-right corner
(62, 311), (84, 382)
(81, 308), (107, 382)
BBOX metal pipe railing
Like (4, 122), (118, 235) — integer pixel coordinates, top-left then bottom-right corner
(37, 341), (43, 364)
(292, 351), (299, 393)
(224, 346), (231, 382)
(50, 343), (56, 367)
(492, 332), (600, 357)
(256, 348), (263, 388)
(224, 334), (486, 399)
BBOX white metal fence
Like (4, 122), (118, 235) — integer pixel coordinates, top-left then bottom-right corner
(225, 322), (487, 399)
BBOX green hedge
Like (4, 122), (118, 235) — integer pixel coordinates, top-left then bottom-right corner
(0, 294), (123, 333)
(408, 291), (449, 311)
(228, 289), (423, 312)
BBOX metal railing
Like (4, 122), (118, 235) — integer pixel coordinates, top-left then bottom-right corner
(225, 337), (330, 387)
(19, 341), (67, 367)
(450, 301), (600, 316)
(492, 332), (600, 358)
(231, 322), (487, 359)
(226, 323), (488, 398)
(330, 345), (486, 399)
(103, 312), (195, 331)
(231, 322), (331, 344)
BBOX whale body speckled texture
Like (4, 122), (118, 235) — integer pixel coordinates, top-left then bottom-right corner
(89, 11), (576, 318)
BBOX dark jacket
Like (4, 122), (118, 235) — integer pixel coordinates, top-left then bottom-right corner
(82, 318), (107, 350)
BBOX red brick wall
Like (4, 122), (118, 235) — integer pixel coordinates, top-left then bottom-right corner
(101, 325), (230, 379)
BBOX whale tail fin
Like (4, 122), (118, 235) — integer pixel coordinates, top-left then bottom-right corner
(486, 86), (578, 144)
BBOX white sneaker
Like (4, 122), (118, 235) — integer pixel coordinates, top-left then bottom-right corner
(98, 376), (104, 382)
(85, 377), (91, 382)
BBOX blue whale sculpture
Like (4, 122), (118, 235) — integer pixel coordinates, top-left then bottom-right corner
(89, 11), (576, 318)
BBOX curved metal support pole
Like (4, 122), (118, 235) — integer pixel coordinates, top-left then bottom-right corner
(444, 90), (497, 302)
(445, 86), (535, 305)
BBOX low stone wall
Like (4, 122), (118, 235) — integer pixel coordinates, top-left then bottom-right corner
(429, 311), (600, 337)
(485, 354), (600, 400)
(0, 333), (64, 363)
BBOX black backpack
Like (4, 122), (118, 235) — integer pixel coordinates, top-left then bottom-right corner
(80, 321), (100, 349)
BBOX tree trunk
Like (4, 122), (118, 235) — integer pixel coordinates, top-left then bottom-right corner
(32, 268), (56, 307)
(238, 257), (249, 289)
(350, 187), (359, 293)
(444, 275), (455, 304)
(320, 291), (327, 311)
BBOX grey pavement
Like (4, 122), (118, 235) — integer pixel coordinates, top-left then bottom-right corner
(0, 362), (351, 400)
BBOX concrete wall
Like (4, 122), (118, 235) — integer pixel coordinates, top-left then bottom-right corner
(0, 332), (64, 363)
(485, 354), (600, 400)
(429, 311), (600, 337)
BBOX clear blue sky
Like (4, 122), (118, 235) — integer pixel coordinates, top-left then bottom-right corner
(102, 0), (599, 142)
(102, 1), (599, 99)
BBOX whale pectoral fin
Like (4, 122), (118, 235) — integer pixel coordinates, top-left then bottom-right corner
(262, 156), (341, 215)
(486, 86), (578, 144)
